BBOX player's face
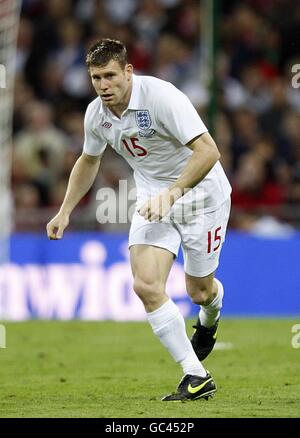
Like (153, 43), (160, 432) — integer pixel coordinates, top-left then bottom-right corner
(90, 60), (133, 111)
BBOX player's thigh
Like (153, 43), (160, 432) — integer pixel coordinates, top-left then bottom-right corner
(180, 198), (231, 278)
(129, 210), (180, 285)
(130, 244), (175, 289)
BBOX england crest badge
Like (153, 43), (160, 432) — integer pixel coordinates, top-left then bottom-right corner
(135, 110), (156, 137)
(136, 110), (152, 130)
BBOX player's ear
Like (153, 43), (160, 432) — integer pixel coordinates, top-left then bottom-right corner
(125, 63), (133, 79)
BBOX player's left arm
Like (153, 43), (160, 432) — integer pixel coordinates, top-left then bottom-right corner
(139, 132), (220, 221)
(168, 131), (220, 197)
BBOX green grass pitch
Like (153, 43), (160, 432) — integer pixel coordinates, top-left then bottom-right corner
(0, 319), (299, 418)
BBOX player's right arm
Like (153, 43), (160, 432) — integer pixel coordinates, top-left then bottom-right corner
(46, 152), (101, 239)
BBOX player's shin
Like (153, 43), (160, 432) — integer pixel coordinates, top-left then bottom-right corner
(147, 299), (207, 377)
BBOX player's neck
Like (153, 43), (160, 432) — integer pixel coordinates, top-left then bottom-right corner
(110, 105), (126, 119)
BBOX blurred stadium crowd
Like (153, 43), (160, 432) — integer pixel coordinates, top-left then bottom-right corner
(13, 0), (300, 234)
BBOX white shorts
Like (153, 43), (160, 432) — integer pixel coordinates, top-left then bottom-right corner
(128, 198), (231, 277)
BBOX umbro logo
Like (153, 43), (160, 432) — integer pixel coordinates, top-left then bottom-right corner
(102, 122), (112, 128)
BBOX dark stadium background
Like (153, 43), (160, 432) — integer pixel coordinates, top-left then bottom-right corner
(6, 0), (300, 318)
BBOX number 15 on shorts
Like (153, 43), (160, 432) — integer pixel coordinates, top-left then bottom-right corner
(207, 226), (222, 253)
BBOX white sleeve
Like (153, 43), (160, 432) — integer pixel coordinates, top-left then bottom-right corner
(83, 105), (107, 157)
(156, 85), (208, 145)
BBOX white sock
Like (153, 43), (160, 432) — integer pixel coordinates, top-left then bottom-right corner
(147, 299), (207, 377)
(199, 278), (224, 328)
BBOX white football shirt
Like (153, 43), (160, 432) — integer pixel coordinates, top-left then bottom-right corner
(83, 74), (231, 213)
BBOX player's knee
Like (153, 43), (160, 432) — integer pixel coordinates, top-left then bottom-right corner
(133, 277), (164, 305)
(188, 285), (214, 306)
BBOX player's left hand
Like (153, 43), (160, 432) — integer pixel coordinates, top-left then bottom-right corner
(138, 188), (180, 222)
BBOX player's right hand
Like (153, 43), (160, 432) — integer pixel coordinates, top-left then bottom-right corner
(46, 212), (69, 240)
